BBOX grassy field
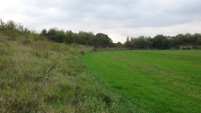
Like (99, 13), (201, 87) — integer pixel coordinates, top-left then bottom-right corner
(83, 50), (201, 113)
(1, 30), (201, 113)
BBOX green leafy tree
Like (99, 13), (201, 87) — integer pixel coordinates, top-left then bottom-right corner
(41, 29), (47, 36)
(65, 30), (75, 44)
(130, 36), (151, 49)
(47, 28), (60, 42)
(77, 31), (88, 45)
(125, 36), (132, 48)
(95, 33), (113, 47)
(194, 33), (201, 45)
(152, 35), (170, 49)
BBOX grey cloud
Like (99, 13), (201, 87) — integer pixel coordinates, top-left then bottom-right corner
(1, 0), (201, 42)
(119, 0), (201, 28)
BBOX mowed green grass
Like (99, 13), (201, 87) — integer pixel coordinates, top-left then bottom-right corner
(83, 50), (201, 113)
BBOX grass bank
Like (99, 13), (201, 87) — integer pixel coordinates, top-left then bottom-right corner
(0, 34), (120, 113)
(83, 50), (201, 113)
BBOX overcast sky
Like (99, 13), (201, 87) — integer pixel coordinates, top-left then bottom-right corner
(1, 0), (201, 42)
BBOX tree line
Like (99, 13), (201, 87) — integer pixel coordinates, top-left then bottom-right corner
(1, 19), (201, 49)
(125, 34), (201, 49)
(0, 19), (113, 47)
(40, 28), (113, 47)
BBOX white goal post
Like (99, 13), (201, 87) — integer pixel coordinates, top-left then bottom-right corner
(180, 45), (193, 50)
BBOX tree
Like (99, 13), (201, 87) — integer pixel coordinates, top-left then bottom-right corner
(125, 36), (132, 48)
(124, 36), (153, 49)
(65, 30), (75, 44)
(40, 29), (47, 36)
(173, 34), (185, 46)
(152, 35), (170, 49)
(86, 32), (96, 45)
(95, 33), (113, 47)
(194, 33), (201, 45)
(77, 31), (88, 45)
(46, 28), (59, 42)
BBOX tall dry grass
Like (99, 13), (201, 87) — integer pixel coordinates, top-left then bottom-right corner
(0, 34), (120, 113)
